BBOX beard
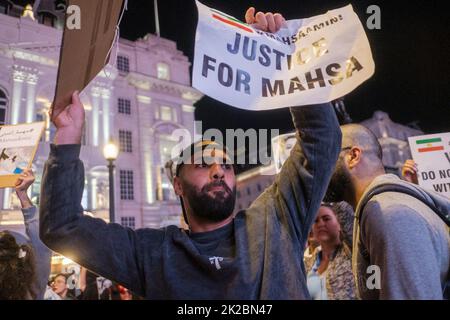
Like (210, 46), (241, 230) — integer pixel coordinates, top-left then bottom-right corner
(184, 180), (236, 223)
(324, 157), (353, 203)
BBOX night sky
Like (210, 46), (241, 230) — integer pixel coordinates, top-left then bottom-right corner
(120, 0), (450, 136)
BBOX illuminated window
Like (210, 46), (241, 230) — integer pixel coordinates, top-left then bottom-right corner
(159, 138), (177, 201)
(0, 89), (7, 125)
(157, 63), (170, 80)
(117, 55), (130, 74)
(160, 106), (172, 122)
(120, 170), (134, 200)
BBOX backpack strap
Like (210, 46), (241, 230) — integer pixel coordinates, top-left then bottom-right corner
(358, 183), (450, 227)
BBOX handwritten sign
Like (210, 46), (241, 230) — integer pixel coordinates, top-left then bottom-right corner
(408, 133), (450, 198)
(193, 1), (375, 110)
(0, 122), (45, 187)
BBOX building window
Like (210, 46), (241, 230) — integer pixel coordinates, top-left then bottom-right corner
(121, 216), (136, 229)
(119, 130), (132, 153)
(160, 106), (173, 122)
(117, 55), (130, 74)
(0, 1), (11, 15)
(257, 183), (262, 192)
(158, 138), (178, 201)
(38, 12), (57, 27)
(118, 98), (131, 114)
(157, 63), (170, 80)
(237, 190), (241, 198)
(0, 89), (7, 125)
(247, 187), (251, 196)
(120, 170), (134, 200)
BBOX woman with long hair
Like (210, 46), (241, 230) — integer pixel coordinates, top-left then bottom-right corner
(0, 231), (37, 299)
(304, 201), (356, 300)
(0, 169), (52, 300)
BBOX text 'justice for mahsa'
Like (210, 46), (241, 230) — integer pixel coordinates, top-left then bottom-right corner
(201, 32), (364, 97)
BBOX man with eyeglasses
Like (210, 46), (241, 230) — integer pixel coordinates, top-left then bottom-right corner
(324, 124), (450, 300)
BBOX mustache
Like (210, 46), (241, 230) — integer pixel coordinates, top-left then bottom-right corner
(202, 180), (233, 195)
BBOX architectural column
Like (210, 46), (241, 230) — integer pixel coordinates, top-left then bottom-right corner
(136, 94), (154, 204)
(101, 88), (111, 144)
(25, 73), (38, 123)
(2, 189), (11, 210)
(11, 69), (26, 125)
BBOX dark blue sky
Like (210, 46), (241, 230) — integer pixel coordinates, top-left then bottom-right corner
(120, 0), (450, 135)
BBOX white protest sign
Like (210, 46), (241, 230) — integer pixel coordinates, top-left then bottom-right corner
(193, 1), (375, 110)
(408, 133), (450, 198)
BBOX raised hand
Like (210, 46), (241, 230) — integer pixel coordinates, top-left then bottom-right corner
(52, 91), (85, 145)
(15, 168), (35, 209)
(401, 159), (419, 184)
(245, 7), (286, 33)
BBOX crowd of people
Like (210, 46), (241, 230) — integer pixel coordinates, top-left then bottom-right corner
(0, 7), (449, 300)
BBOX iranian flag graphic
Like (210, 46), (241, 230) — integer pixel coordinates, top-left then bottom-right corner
(416, 137), (444, 153)
(210, 9), (254, 33)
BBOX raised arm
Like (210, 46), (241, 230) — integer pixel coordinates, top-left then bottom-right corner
(269, 104), (341, 245)
(39, 92), (162, 296)
(15, 169), (52, 300)
(244, 9), (342, 247)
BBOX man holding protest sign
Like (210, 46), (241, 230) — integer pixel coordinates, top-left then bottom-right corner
(324, 124), (450, 299)
(39, 8), (342, 299)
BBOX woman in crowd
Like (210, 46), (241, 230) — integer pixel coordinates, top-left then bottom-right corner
(304, 201), (356, 300)
(0, 169), (52, 299)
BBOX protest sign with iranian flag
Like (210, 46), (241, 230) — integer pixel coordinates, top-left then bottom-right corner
(408, 133), (450, 198)
(193, 1), (375, 110)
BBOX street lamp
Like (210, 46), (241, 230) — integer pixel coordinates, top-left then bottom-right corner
(103, 142), (119, 223)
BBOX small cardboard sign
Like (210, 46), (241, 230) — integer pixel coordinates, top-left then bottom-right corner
(52, 0), (124, 119)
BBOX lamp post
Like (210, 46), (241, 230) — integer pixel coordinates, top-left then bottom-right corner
(103, 142), (119, 223)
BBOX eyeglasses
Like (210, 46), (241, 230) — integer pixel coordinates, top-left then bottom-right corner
(340, 146), (352, 152)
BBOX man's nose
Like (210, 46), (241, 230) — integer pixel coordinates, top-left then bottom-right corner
(210, 163), (225, 180)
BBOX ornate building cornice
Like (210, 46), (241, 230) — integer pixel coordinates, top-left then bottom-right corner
(126, 71), (203, 104)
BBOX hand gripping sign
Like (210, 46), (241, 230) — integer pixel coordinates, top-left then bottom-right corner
(193, 1), (375, 110)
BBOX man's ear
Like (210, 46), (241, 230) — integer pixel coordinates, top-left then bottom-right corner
(347, 146), (362, 169)
(173, 176), (183, 196)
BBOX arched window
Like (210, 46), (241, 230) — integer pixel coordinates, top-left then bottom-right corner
(0, 89), (8, 125)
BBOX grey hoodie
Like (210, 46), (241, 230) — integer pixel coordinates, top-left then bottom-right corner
(353, 174), (450, 300)
(39, 104), (341, 299)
